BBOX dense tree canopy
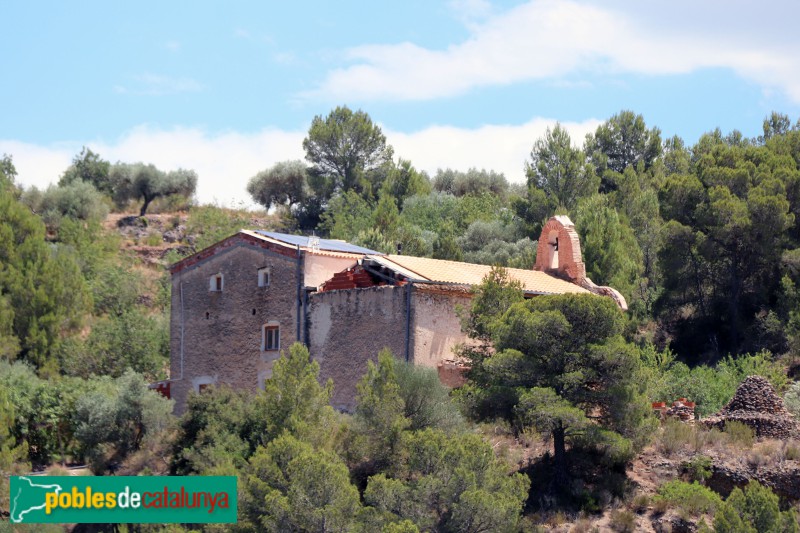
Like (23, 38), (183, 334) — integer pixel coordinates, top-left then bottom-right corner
(58, 147), (112, 194)
(303, 105), (394, 201)
(3, 108), (800, 529)
(460, 278), (655, 484)
(527, 123), (598, 209)
(0, 174), (90, 368)
(585, 110), (662, 192)
(658, 134), (796, 357)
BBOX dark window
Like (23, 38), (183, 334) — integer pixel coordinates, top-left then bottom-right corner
(263, 325), (280, 351)
(258, 267), (270, 287)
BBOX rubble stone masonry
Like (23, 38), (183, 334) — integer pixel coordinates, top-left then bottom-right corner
(169, 242), (301, 415)
(308, 286), (407, 410)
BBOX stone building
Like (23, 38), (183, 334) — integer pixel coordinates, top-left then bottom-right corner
(167, 216), (625, 413)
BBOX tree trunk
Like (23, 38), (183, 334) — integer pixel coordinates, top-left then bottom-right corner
(553, 422), (568, 489)
(140, 195), (153, 216)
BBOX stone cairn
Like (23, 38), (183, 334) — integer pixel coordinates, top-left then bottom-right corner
(704, 376), (797, 439)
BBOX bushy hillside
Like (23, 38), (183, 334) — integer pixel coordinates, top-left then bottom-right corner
(3, 109), (800, 531)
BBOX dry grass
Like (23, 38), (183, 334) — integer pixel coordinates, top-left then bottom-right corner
(723, 420), (755, 449)
(784, 440), (800, 461)
(658, 419), (694, 455)
(570, 518), (598, 533)
(609, 509), (637, 532)
(630, 493), (649, 514)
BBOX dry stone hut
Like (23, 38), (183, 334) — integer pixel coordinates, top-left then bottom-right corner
(704, 376), (797, 439)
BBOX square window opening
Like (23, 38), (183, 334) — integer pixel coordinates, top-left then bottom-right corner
(262, 324), (280, 351)
(258, 267), (271, 287)
(209, 273), (223, 292)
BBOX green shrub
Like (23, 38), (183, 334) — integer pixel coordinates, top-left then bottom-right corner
(145, 232), (163, 246)
(37, 181), (110, 229)
(693, 427), (727, 452)
(90, 263), (145, 316)
(394, 360), (464, 432)
(719, 351), (789, 393)
(714, 481), (799, 533)
(58, 309), (169, 379)
(659, 418), (693, 455)
(723, 421), (755, 449)
(785, 381), (800, 418)
(685, 454), (713, 483)
(655, 480), (722, 516)
(73, 370), (174, 474)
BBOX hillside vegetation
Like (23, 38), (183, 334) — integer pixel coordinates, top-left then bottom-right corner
(2, 109), (800, 531)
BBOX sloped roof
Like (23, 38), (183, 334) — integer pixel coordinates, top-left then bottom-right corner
(170, 230), (374, 273)
(376, 254), (589, 295)
(253, 230), (384, 255)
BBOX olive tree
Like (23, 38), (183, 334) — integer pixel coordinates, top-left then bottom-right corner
(110, 163), (197, 216)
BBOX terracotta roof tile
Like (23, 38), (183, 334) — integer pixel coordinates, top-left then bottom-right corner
(381, 255), (589, 295)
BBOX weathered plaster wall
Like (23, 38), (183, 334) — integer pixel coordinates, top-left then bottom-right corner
(308, 286), (407, 410)
(411, 289), (472, 368)
(304, 254), (358, 289)
(170, 242), (300, 414)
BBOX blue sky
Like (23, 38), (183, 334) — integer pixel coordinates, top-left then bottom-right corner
(2, 0), (799, 205)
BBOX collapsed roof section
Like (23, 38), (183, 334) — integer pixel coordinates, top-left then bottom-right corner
(320, 254), (590, 296)
(168, 220), (626, 308)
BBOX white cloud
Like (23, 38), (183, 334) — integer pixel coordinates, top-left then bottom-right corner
(1, 118), (599, 208)
(448, 0), (493, 26)
(0, 142), (75, 191)
(387, 117), (600, 184)
(307, 0), (800, 103)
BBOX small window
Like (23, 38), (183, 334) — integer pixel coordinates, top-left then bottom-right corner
(209, 273), (223, 292)
(258, 267), (271, 287)
(194, 376), (215, 393)
(262, 324), (280, 351)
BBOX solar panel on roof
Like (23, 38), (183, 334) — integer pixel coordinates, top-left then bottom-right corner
(254, 231), (385, 255)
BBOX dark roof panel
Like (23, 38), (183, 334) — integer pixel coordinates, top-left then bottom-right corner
(254, 231), (385, 255)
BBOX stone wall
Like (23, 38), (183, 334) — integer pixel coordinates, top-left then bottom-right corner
(308, 286), (408, 410)
(411, 288), (472, 368)
(170, 240), (301, 414)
